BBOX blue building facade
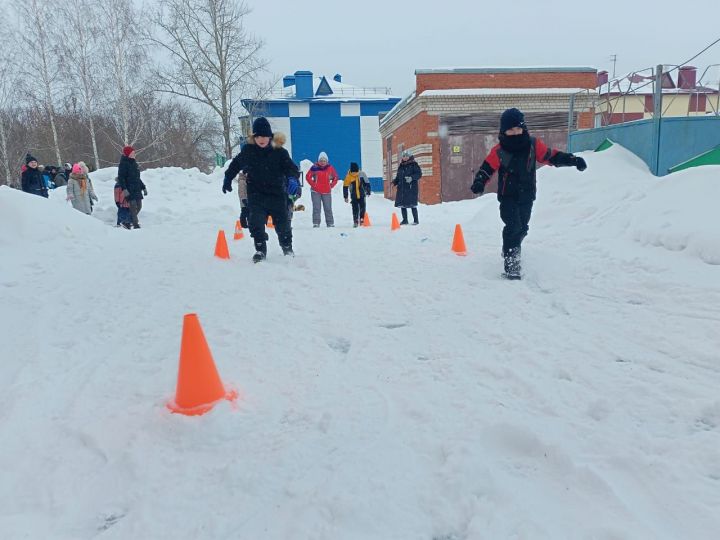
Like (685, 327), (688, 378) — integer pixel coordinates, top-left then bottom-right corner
(242, 71), (401, 191)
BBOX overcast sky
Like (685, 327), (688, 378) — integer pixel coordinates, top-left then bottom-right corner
(243, 0), (720, 97)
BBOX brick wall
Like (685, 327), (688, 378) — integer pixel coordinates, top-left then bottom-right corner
(382, 112), (442, 205)
(416, 71), (598, 94)
(380, 69), (599, 205)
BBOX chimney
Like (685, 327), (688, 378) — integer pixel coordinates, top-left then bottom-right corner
(333, 73), (342, 83)
(282, 75), (295, 88)
(597, 70), (609, 87)
(678, 66), (697, 90)
(294, 71), (314, 98)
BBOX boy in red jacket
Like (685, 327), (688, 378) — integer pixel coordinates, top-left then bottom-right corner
(307, 151), (338, 227)
(471, 108), (587, 280)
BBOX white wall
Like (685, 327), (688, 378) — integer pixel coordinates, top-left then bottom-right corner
(268, 117), (293, 156)
(360, 116), (383, 177)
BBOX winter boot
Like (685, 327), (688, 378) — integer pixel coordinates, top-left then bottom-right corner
(252, 241), (267, 263)
(353, 221), (359, 228)
(503, 247), (521, 280)
(281, 244), (294, 257)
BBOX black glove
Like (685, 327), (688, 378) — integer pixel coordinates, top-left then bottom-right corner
(575, 157), (587, 171)
(222, 178), (232, 193)
(392, 179), (398, 186)
(240, 206), (249, 229)
(470, 180), (485, 194)
(143, 188), (148, 196)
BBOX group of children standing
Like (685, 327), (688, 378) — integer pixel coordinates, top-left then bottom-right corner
(221, 117), (428, 262)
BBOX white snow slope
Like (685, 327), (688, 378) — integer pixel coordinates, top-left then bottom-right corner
(1, 146), (719, 540)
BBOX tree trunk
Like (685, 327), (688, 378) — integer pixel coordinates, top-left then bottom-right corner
(0, 117), (12, 186)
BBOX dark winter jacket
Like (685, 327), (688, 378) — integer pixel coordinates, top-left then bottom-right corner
(224, 142), (299, 198)
(117, 154), (145, 201)
(343, 171), (371, 201)
(53, 172), (67, 187)
(393, 157), (422, 208)
(21, 167), (49, 198)
(474, 135), (579, 203)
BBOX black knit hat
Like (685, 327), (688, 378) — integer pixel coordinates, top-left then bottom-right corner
(25, 153), (38, 165)
(252, 117), (273, 137)
(500, 108), (526, 133)
(350, 162), (359, 172)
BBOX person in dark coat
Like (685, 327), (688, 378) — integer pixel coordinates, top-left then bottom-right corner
(223, 117), (300, 262)
(392, 150), (422, 225)
(21, 154), (48, 198)
(117, 146), (147, 229)
(53, 170), (67, 187)
(471, 107), (587, 279)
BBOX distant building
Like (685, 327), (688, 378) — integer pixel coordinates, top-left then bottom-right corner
(379, 67), (598, 203)
(595, 66), (720, 126)
(242, 71), (401, 190)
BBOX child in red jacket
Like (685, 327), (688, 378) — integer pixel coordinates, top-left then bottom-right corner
(114, 177), (132, 229)
(471, 108), (587, 279)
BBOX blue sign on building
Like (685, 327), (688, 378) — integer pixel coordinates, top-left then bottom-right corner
(242, 71), (401, 191)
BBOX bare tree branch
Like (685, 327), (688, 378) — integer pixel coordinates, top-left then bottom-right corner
(148, 0), (268, 158)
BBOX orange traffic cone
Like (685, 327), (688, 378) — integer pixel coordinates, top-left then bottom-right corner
(362, 212), (372, 227)
(233, 220), (244, 240)
(214, 230), (230, 259)
(167, 313), (237, 416)
(391, 213), (400, 231)
(451, 224), (467, 256)
(267, 216), (275, 228)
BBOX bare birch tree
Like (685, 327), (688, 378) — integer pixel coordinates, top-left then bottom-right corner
(58, 0), (104, 170)
(0, 10), (19, 186)
(149, 0), (267, 159)
(14, 0), (64, 165)
(98, 0), (151, 149)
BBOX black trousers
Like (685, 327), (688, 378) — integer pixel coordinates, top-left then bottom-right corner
(499, 199), (533, 255)
(248, 193), (291, 250)
(129, 199), (143, 228)
(351, 198), (366, 224)
(401, 207), (419, 223)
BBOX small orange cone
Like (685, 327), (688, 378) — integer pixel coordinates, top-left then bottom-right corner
(214, 230), (230, 259)
(451, 224), (467, 256)
(233, 220), (244, 240)
(267, 215), (275, 228)
(362, 212), (372, 227)
(391, 213), (400, 231)
(167, 314), (237, 416)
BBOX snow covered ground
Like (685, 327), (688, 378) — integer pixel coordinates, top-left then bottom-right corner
(1, 146), (719, 540)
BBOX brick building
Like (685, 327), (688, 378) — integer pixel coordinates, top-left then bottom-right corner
(595, 66), (720, 126)
(379, 67), (598, 203)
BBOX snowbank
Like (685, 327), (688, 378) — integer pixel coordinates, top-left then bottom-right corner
(0, 146), (718, 540)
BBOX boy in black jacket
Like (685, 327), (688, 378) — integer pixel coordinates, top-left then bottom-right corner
(223, 117), (300, 262)
(471, 108), (587, 279)
(21, 154), (48, 198)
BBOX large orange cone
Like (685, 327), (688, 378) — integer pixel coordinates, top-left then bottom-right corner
(167, 314), (237, 416)
(233, 220), (244, 240)
(362, 212), (372, 227)
(214, 230), (230, 259)
(451, 224), (467, 256)
(267, 215), (275, 228)
(391, 213), (400, 231)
